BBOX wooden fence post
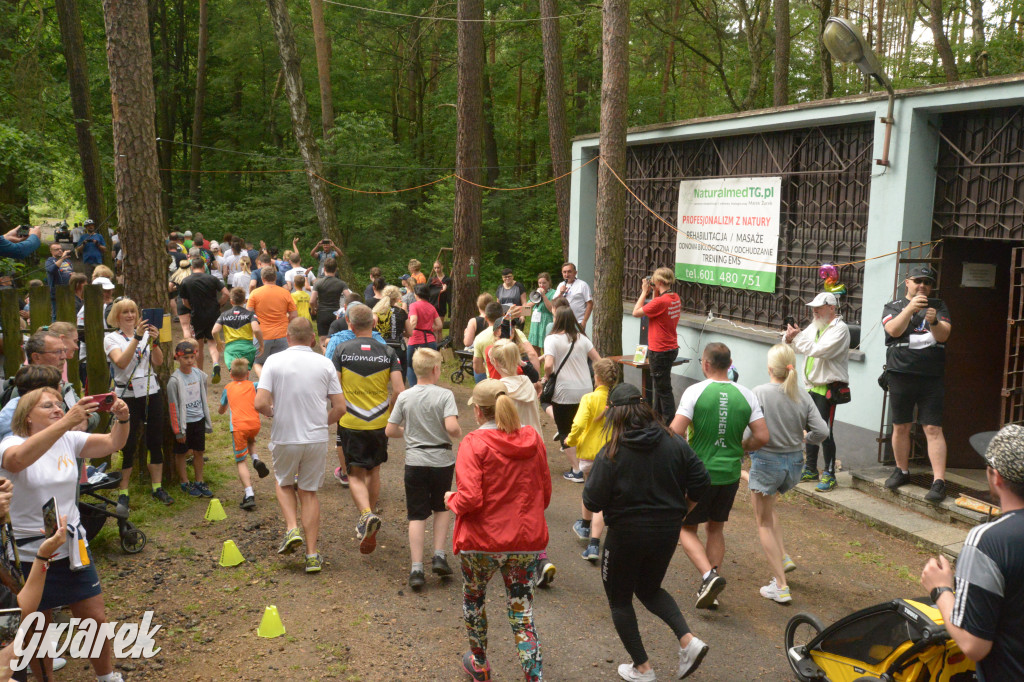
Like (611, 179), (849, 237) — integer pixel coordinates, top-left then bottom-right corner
(0, 290), (21, 379)
(55, 285), (80, 394)
(28, 285), (50, 334)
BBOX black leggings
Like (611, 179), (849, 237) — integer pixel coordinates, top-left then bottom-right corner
(602, 524), (690, 666)
(122, 392), (165, 469)
(804, 391), (836, 474)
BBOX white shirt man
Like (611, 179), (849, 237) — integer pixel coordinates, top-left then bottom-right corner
(554, 263), (593, 328)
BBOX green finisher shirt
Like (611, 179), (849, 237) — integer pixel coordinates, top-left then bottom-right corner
(676, 379), (763, 485)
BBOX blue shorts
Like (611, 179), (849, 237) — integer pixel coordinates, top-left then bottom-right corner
(748, 450), (803, 496)
(20, 555), (102, 611)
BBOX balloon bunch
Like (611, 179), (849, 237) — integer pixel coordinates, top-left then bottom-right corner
(819, 263), (847, 295)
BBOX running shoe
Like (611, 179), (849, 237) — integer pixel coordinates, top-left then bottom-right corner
(783, 554), (797, 573)
(180, 482), (202, 498)
(677, 636), (709, 679)
(408, 569), (425, 591)
(885, 468), (911, 490)
(151, 487), (174, 505)
(194, 481), (214, 498)
(356, 512), (381, 554)
(925, 479), (946, 502)
(334, 466), (349, 487)
(562, 470), (584, 483)
(212, 363), (221, 384)
(759, 576), (792, 604)
(571, 519), (590, 541)
(617, 663), (655, 681)
(695, 568), (726, 609)
(53, 657), (66, 672)
(535, 558), (556, 588)
(277, 527), (303, 555)
(815, 472), (837, 492)
(240, 494), (256, 510)
(253, 459), (270, 479)
(462, 651), (492, 681)
(799, 467), (819, 483)
(432, 554), (453, 577)
(115, 494), (129, 517)
(581, 543), (600, 562)
(305, 553), (323, 573)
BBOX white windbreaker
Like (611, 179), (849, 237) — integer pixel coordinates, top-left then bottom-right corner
(787, 316), (850, 388)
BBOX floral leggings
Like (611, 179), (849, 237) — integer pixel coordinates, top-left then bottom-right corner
(461, 552), (542, 681)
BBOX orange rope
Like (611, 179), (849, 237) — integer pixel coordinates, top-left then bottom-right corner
(313, 173), (453, 194)
(598, 156), (942, 270)
(453, 155), (599, 191)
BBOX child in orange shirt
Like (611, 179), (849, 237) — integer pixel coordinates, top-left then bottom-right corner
(218, 358), (270, 510)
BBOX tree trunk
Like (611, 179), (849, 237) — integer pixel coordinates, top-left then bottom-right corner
(155, 0), (173, 221)
(540, 0), (572, 261)
(593, 0), (629, 357)
(265, 0), (351, 280)
(451, 0), (484, 350)
(309, 0), (334, 137)
(482, 71), (500, 186)
(773, 0), (790, 105)
(101, 0), (169, 367)
(969, 0), (987, 76)
(925, 0), (960, 81)
(819, 0), (833, 98)
(188, 0), (209, 201)
(54, 0), (108, 236)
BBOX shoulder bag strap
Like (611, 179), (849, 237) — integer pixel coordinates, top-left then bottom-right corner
(550, 338), (576, 382)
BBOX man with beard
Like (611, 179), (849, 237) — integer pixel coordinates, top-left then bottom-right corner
(784, 292), (850, 492)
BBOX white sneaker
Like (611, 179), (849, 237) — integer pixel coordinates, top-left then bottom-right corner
(783, 554), (797, 573)
(618, 663), (657, 681)
(759, 577), (793, 603)
(677, 636), (708, 679)
(53, 657), (67, 672)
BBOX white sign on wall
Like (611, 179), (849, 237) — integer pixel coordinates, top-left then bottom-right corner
(675, 177), (782, 293)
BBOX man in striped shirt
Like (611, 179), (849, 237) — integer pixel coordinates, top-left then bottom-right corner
(921, 424), (1024, 681)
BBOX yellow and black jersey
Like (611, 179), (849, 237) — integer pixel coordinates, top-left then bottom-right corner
(217, 306), (257, 345)
(332, 337), (401, 430)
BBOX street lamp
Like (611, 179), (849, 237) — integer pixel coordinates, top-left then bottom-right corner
(822, 16), (895, 167)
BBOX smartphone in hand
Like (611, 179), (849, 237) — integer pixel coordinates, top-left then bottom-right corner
(83, 392), (116, 412)
(42, 497), (58, 538)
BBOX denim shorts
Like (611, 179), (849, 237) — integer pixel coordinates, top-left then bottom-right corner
(748, 450), (803, 496)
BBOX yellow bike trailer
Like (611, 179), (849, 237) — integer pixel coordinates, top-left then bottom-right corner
(784, 597), (976, 681)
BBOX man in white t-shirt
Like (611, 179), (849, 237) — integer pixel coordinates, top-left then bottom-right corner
(255, 317), (346, 574)
(553, 262), (593, 328)
(283, 252), (315, 291)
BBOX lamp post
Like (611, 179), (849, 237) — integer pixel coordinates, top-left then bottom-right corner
(822, 16), (895, 167)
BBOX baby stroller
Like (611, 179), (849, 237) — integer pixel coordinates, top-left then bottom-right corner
(785, 597), (976, 681)
(77, 467), (147, 554)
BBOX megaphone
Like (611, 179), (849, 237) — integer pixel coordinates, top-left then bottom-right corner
(528, 290), (544, 305)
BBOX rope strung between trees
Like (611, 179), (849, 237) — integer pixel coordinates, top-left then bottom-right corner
(320, 0), (601, 23)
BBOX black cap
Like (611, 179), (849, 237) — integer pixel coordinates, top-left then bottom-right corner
(83, 218), (95, 226)
(607, 383), (643, 407)
(174, 341), (196, 357)
(908, 265), (937, 282)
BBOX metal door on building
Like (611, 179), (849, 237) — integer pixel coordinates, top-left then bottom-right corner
(1003, 247), (1024, 427)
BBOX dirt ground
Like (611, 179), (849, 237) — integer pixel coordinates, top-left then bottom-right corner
(72, 363), (933, 682)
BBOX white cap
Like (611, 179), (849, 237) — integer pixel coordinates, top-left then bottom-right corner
(92, 277), (115, 291)
(184, 230), (193, 237)
(807, 292), (838, 307)
(209, 240), (219, 249)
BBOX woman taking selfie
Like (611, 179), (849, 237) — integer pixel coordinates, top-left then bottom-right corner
(104, 298), (170, 514)
(444, 380), (550, 682)
(583, 383), (711, 682)
(0, 388), (132, 682)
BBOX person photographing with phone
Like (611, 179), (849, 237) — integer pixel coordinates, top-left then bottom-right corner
(0, 389), (131, 682)
(631, 268), (682, 424)
(103, 299), (170, 514)
(0, 224), (40, 261)
(881, 265), (952, 502)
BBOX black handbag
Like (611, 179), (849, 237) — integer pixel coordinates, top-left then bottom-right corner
(540, 339), (575, 405)
(826, 381), (851, 405)
(877, 365), (889, 391)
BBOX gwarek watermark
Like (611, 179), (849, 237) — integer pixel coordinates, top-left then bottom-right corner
(11, 611), (161, 671)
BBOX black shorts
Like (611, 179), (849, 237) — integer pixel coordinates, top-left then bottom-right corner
(888, 372), (945, 426)
(404, 464), (455, 520)
(339, 427), (388, 471)
(683, 481), (740, 525)
(176, 298), (188, 316)
(551, 402), (580, 446)
(191, 316), (216, 341)
(173, 419), (207, 454)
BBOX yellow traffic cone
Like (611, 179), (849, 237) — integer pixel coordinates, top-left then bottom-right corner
(257, 605), (285, 638)
(204, 498), (227, 521)
(219, 540), (245, 567)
